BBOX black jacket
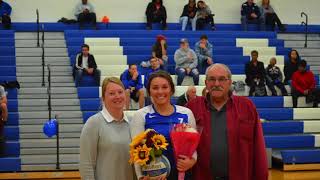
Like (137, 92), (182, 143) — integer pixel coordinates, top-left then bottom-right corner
(76, 53), (97, 69)
(180, 4), (197, 18)
(241, 2), (261, 19)
(266, 65), (283, 83)
(284, 61), (299, 84)
(176, 93), (188, 106)
(146, 0), (167, 17)
(245, 61), (266, 85)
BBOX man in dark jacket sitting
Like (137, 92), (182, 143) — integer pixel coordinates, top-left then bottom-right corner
(245, 50), (266, 96)
(145, 0), (167, 30)
(241, 0), (265, 31)
(74, 44), (101, 87)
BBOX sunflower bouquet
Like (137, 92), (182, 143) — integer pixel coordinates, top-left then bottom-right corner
(129, 129), (171, 179)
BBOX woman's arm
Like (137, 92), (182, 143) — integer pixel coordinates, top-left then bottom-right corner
(79, 116), (100, 179)
(130, 110), (147, 179)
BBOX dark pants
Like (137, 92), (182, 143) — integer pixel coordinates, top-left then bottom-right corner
(146, 12), (167, 29)
(266, 81), (288, 96)
(292, 88), (320, 108)
(1, 15), (11, 29)
(247, 79), (266, 96)
(0, 110), (5, 157)
(241, 16), (265, 31)
(265, 13), (285, 31)
(265, 13), (284, 30)
(74, 68), (101, 87)
(196, 15), (215, 30)
(78, 12), (97, 28)
(176, 67), (199, 86)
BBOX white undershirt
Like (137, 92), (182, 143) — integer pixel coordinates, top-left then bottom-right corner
(82, 56), (89, 69)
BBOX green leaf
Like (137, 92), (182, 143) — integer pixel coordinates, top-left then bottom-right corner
(154, 149), (162, 157)
(150, 148), (155, 162)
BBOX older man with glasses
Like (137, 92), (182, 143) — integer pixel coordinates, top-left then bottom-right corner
(186, 63), (268, 180)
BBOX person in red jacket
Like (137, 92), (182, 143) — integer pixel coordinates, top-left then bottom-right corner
(291, 60), (319, 108)
(186, 63), (268, 180)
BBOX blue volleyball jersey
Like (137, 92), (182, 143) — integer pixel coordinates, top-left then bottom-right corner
(131, 105), (196, 170)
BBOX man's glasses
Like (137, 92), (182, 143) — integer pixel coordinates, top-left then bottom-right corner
(207, 77), (230, 83)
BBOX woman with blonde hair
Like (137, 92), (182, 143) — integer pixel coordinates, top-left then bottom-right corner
(260, 0), (286, 31)
(80, 77), (134, 180)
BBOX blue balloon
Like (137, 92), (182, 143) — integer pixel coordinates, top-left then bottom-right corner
(43, 119), (58, 138)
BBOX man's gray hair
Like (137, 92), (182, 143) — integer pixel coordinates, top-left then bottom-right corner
(205, 63), (232, 79)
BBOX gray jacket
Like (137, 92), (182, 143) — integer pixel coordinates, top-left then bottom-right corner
(174, 48), (198, 69)
(260, 5), (275, 17)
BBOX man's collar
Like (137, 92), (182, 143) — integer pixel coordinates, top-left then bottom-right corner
(205, 91), (234, 109)
(101, 106), (129, 123)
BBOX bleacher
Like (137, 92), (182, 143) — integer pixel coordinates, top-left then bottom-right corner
(0, 22), (320, 172)
(0, 30), (21, 171)
(64, 27), (320, 170)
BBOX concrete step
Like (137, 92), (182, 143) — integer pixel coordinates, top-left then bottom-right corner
(278, 33), (320, 41)
(19, 111), (83, 119)
(21, 164), (79, 171)
(21, 154), (79, 164)
(19, 87), (77, 94)
(17, 76), (73, 83)
(20, 138), (80, 148)
(15, 32), (65, 40)
(284, 41), (320, 48)
(16, 57), (70, 66)
(15, 40), (66, 48)
(16, 48), (68, 57)
(20, 132), (81, 139)
(19, 106), (81, 111)
(19, 94), (78, 99)
(21, 147), (79, 155)
(20, 124), (82, 133)
(19, 118), (83, 125)
(293, 48), (320, 56)
(19, 99), (80, 106)
(19, 82), (75, 88)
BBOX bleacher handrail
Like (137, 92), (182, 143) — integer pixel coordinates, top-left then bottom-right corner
(41, 25), (45, 87)
(36, 9), (39, 47)
(301, 12), (308, 48)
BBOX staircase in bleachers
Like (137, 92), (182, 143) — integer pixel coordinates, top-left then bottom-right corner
(278, 33), (320, 75)
(0, 30), (21, 171)
(65, 29), (320, 171)
(14, 32), (82, 171)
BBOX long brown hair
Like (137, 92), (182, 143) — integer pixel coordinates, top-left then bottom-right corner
(262, 0), (270, 6)
(146, 71), (175, 96)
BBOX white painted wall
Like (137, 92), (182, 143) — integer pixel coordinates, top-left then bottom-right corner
(6, 0), (320, 24)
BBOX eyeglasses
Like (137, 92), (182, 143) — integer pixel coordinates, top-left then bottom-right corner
(207, 77), (230, 83)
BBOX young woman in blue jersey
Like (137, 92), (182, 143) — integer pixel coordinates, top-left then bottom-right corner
(130, 71), (197, 180)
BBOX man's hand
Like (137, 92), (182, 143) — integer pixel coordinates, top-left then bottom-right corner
(160, 40), (166, 46)
(199, 43), (206, 49)
(186, 68), (191, 75)
(207, 57), (213, 65)
(159, 59), (164, 65)
(187, 53), (193, 60)
(86, 68), (94, 75)
(132, 71), (139, 80)
(251, 13), (258, 18)
(304, 90), (309, 95)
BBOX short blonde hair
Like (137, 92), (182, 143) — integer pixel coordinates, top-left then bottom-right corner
(101, 77), (125, 100)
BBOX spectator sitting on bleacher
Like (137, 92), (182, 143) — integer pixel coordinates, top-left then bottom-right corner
(195, 35), (213, 74)
(0, 0), (12, 30)
(0, 85), (7, 157)
(145, 0), (167, 30)
(180, 0), (197, 31)
(260, 0), (286, 32)
(241, 0), (265, 31)
(196, 1), (215, 30)
(74, 44), (101, 87)
(141, 35), (168, 70)
(144, 57), (161, 88)
(284, 49), (300, 85)
(174, 38), (199, 86)
(266, 57), (288, 96)
(245, 50), (267, 96)
(120, 64), (145, 110)
(74, 0), (97, 29)
(291, 60), (320, 108)
(176, 86), (197, 106)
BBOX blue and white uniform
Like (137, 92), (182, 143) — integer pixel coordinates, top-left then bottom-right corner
(130, 104), (197, 179)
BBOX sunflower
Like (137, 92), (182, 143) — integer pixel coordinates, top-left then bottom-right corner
(151, 134), (168, 150)
(132, 144), (152, 166)
(130, 132), (147, 149)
